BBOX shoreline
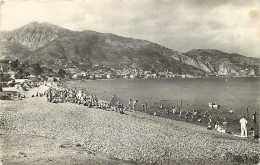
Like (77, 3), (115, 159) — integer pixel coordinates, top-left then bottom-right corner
(3, 83), (258, 137)
(65, 79), (259, 138)
(0, 85), (259, 164)
(65, 76), (260, 81)
(2, 83), (259, 136)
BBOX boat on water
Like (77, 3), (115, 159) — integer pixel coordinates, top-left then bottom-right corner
(209, 102), (220, 108)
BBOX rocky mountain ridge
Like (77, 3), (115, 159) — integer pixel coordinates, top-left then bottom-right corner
(0, 22), (259, 76)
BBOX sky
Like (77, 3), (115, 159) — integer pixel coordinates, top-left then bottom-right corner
(0, 0), (259, 58)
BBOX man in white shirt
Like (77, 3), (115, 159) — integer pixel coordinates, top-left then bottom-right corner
(239, 116), (248, 137)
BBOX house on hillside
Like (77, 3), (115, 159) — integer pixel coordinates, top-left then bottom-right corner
(72, 74), (78, 79)
(8, 71), (15, 79)
(47, 76), (54, 82)
(27, 74), (36, 80)
(15, 79), (28, 84)
(80, 72), (87, 77)
(248, 69), (255, 76)
(129, 74), (135, 79)
(106, 74), (111, 79)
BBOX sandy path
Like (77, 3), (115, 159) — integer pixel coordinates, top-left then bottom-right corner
(0, 86), (259, 164)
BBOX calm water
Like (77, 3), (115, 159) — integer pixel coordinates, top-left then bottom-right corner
(67, 77), (259, 134)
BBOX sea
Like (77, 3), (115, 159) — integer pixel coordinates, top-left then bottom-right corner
(67, 77), (259, 135)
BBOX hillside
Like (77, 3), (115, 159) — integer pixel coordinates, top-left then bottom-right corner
(0, 22), (259, 76)
(185, 49), (260, 76)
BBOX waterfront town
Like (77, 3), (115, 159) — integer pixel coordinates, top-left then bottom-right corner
(0, 59), (257, 87)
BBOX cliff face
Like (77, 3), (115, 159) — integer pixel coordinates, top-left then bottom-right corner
(185, 49), (260, 76)
(0, 22), (259, 76)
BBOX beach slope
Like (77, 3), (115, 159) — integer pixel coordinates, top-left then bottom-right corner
(0, 86), (259, 165)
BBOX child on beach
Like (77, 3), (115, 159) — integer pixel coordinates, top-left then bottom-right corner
(172, 107), (177, 114)
(248, 127), (255, 138)
(179, 110), (182, 118)
(142, 103), (145, 111)
(144, 102), (148, 111)
(208, 115), (212, 123)
(214, 121), (219, 130)
(185, 111), (189, 119)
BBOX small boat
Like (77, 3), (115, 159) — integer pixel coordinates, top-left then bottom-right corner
(208, 102), (220, 108)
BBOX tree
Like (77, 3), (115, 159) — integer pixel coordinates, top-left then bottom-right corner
(58, 69), (66, 79)
(32, 63), (43, 76)
(15, 68), (30, 79)
(0, 73), (10, 82)
(10, 60), (19, 71)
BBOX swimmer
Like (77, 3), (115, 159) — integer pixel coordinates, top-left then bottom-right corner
(228, 108), (234, 114)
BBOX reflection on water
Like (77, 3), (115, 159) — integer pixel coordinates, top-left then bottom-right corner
(67, 77), (259, 135)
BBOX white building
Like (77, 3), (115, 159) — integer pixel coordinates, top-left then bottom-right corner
(107, 74), (111, 79)
(130, 74), (135, 79)
(249, 69), (255, 76)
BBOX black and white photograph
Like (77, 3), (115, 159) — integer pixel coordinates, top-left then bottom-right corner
(0, 0), (259, 164)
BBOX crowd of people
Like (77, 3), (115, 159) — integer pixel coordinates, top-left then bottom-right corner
(42, 85), (258, 139)
(45, 87), (141, 115)
(46, 87), (99, 107)
(151, 103), (258, 138)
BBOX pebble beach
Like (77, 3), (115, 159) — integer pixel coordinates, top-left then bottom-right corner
(0, 85), (259, 165)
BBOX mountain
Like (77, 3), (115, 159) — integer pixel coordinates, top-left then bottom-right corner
(1, 22), (76, 50)
(0, 22), (259, 76)
(185, 49), (260, 75)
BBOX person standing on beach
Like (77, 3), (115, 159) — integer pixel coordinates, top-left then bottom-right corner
(142, 103), (145, 111)
(208, 115), (212, 123)
(240, 116), (248, 137)
(144, 102), (148, 112)
(166, 108), (170, 118)
(179, 110), (182, 118)
(252, 111), (257, 123)
(49, 92), (53, 102)
(133, 100), (138, 112)
(129, 99), (132, 110)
